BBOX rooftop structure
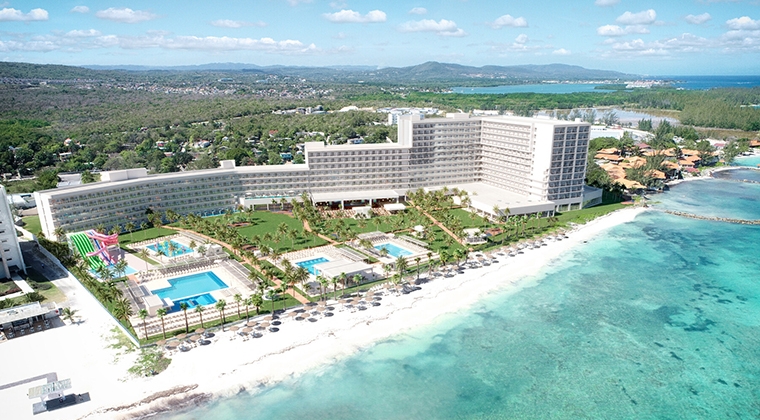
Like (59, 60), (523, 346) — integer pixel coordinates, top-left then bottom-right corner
(35, 114), (591, 238)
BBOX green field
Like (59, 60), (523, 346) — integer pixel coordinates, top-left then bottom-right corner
(119, 227), (177, 246)
(232, 212), (328, 253)
(21, 215), (41, 236)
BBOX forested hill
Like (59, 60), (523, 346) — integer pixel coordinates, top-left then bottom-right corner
(1, 61), (633, 85)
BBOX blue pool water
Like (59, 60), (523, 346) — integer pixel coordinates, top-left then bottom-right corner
(166, 293), (217, 313)
(153, 271), (228, 302)
(296, 257), (330, 275)
(160, 178), (760, 420)
(374, 243), (413, 257)
(147, 240), (193, 257)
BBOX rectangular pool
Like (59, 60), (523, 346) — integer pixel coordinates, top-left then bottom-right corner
(147, 240), (193, 257)
(375, 243), (413, 258)
(153, 271), (228, 302)
(296, 257), (330, 275)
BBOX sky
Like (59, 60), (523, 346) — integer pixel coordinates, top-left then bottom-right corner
(0, 0), (759, 75)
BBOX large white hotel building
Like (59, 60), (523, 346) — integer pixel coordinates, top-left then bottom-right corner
(35, 114), (596, 239)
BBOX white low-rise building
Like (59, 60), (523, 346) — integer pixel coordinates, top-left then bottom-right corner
(35, 114), (591, 238)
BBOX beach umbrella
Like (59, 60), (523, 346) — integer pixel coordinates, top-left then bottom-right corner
(195, 328), (205, 334)
(242, 327), (253, 333)
(288, 312), (299, 318)
(229, 325), (239, 332)
(155, 339), (166, 346)
(187, 335), (200, 342)
(175, 333), (187, 340)
(246, 321), (258, 327)
(259, 321), (270, 328)
(263, 315), (274, 321)
(164, 344), (176, 351)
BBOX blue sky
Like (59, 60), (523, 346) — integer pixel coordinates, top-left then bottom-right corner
(0, 0), (758, 75)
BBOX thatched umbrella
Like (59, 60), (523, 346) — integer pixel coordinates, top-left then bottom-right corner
(195, 328), (205, 334)
(229, 325), (240, 332)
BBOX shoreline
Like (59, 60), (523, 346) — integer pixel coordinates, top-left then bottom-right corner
(0, 206), (647, 420)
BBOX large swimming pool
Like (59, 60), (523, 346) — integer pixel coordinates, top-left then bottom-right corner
(296, 257), (330, 275)
(153, 271), (228, 306)
(147, 240), (193, 257)
(375, 242), (413, 258)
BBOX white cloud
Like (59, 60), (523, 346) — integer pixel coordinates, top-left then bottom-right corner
(71, 6), (89, 14)
(597, 24), (650, 36)
(0, 7), (48, 22)
(685, 13), (711, 25)
(399, 19), (467, 37)
(597, 25), (626, 36)
(333, 32), (346, 39)
(616, 9), (657, 26)
(409, 7), (427, 15)
(726, 16), (760, 30)
(489, 14), (528, 29)
(323, 9), (386, 23)
(210, 19), (266, 28)
(595, 0), (620, 6)
(609, 33), (710, 56)
(552, 48), (571, 55)
(287, 0), (313, 5)
(515, 34), (528, 44)
(66, 29), (102, 37)
(95, 8), (157, 24)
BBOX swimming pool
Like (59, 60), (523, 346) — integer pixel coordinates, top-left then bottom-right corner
(296, 257), (330, 275)
(375, 243), (413, 258)
(166, 293), (217, 313)
(153, 271), (228, 303)
(147, 240), (193, 257)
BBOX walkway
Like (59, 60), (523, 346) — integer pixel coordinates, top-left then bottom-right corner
(165, 226), (310, 304)
(302, 219), (337, 245)
(412, 204), (465, 246)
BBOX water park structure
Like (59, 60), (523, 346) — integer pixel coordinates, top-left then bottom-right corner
(69, 230), (119, 270)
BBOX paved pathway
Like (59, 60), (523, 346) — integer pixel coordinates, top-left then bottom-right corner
(302, 219), (337, 245)
(412, 204), (465, 246)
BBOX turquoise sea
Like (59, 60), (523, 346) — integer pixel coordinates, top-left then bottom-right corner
(163, 178), (760, 420)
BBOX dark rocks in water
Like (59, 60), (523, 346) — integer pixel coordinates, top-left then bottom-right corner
(670, 351), (684, 362)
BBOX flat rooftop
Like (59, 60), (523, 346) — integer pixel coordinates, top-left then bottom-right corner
(454, 182), (556, 215)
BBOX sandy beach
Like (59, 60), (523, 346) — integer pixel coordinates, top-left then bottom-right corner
(0, 206), (646, 420)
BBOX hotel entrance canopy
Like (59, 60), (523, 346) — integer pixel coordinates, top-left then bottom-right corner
(311, 189), (404, 204)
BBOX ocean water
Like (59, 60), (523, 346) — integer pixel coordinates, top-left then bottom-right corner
(734, 155), (760, 169)
(163, 179), (760, 420)
(451, 76), (760, 94)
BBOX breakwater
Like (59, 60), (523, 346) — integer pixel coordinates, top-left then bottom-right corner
(663, 210), (760, 225)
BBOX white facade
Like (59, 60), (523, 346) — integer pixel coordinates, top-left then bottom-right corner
(0, 185), (26, 278)
(34, 114), (590, 239)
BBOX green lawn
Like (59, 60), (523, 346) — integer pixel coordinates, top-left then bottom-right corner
(21, 215), (42, 235)
(555, 202), (629, 226)
(445, 208), (490, 229)
(119, 227), (176, 247)
(233, 212), (328, 253)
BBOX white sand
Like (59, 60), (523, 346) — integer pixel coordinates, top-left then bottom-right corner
(0, 206), (646, 420)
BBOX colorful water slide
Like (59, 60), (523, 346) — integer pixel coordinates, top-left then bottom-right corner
(70, 232), (106, 270)
(85, 230), (119, 265)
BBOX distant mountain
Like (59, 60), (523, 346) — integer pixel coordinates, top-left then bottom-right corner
(0, 60), (635, 84)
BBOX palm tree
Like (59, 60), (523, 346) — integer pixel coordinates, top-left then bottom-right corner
(352, 273), (362, 288)
(113, 258), (128, 280)
(382, 264), (391, 279)
(395, 256), (408, 277)
(54, 226), (66, 242)
(179, 302), (190, 333)
(113, 297), (134, 327)
(138, 309), (149, 340)
(318, 275), (329, 302)
(215, 299), (227, 330)
(243, 296), (252, 321)
(156, 308), (168, 339)
(330, 276), (339, 301)
(414, 256), (422, 280)
(125, 222), (135, 242)
(138, 248), (150, 271)
(234, 293), (242, 320)
(292, 266), (309, 293)
(266, 289), (277, 315)
(62, 307), (78, 325)
(195, 305), (205, 328)
(251, 293), (263, 314)
(339, 272), (348, 292)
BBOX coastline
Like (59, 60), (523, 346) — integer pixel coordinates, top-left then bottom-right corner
(0, 206), (646, 420)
